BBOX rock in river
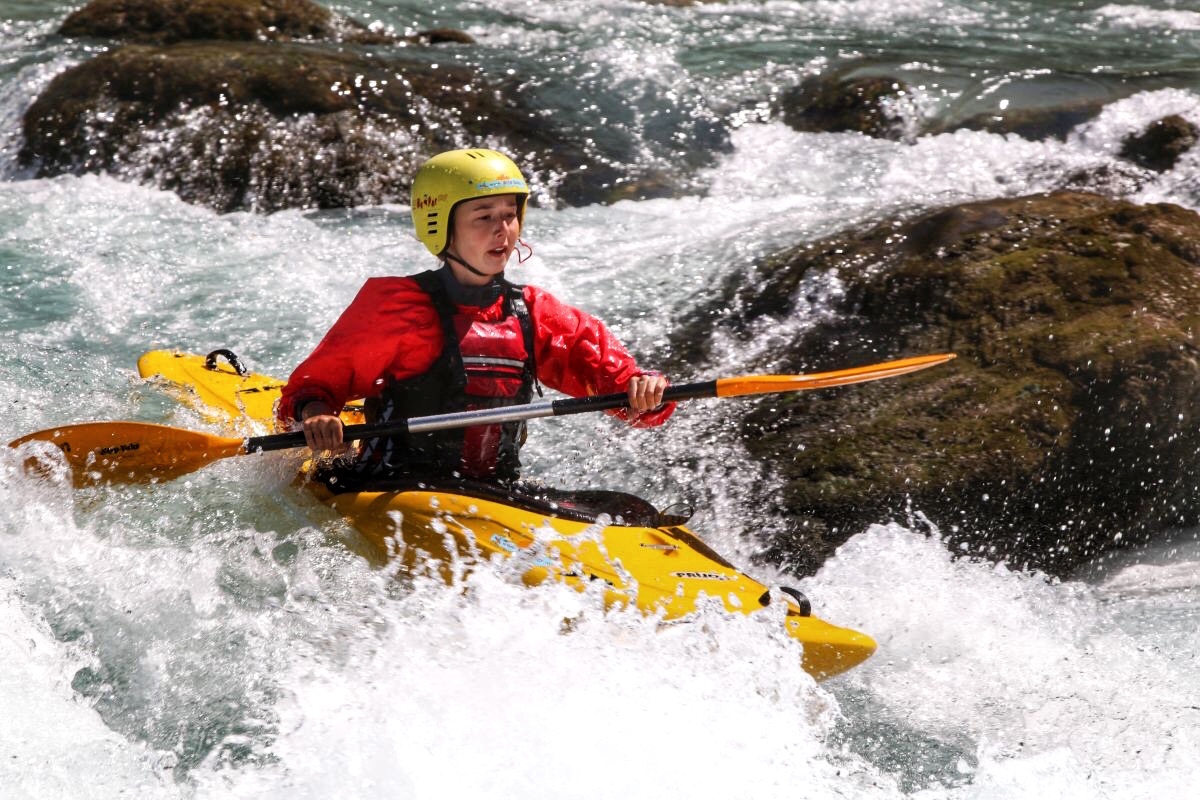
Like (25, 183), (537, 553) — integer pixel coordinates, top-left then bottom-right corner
(673, 191), (1200, 577)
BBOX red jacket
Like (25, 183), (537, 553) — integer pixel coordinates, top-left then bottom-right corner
(278, 276), (675, 428)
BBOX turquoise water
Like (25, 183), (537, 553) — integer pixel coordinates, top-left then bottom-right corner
(2, 2), (1199, 797)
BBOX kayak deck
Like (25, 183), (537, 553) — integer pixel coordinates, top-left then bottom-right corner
(137, 349), (876, 679)
(319, 479), (877, 679)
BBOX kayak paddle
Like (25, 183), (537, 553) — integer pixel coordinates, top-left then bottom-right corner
(9, 352), (954, 485)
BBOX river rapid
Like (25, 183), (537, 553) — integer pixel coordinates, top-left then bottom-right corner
(2, 1), (1199, 797)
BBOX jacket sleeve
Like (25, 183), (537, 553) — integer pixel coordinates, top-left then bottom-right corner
(277, 277), (441, 424)
(525, 286), (675, 427)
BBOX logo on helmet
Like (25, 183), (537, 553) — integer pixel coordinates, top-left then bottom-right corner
(475, 178), (526, 191)
(413, 193), (445, 210)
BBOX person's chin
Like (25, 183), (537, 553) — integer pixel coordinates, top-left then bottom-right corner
(482, 253), (512, 273)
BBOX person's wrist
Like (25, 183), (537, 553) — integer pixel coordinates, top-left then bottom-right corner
(299, 400), (334, 421)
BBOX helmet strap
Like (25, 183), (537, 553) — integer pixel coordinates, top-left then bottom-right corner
(444, 250), (492, 279)
(444, 239), (531, 276)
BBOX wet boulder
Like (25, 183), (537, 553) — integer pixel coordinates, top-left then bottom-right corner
(672, 191), (1200, 578)
(59, 0), (396, 45)
(408, 29), (476, 46)
(1059, 161), (1149, 199)
(778, 73), (913, 140)
(1119, 114), (1198, 172)
(930, 100), (1106, 141)
(24, 0), (710, 211)
(19, 41), (624, 212)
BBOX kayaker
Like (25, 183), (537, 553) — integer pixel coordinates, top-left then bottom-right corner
(277, 148), (675, 489)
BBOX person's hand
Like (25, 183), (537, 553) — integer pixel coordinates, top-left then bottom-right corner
(299, 402), (347, 453)
(625, 373), (667, 417)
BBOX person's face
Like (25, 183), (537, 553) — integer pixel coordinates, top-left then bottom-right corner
(445, 194), (521, 285)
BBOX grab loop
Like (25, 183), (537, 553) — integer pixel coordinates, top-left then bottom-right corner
(778, 586), (812, 617)
(204, 348), (249, 377)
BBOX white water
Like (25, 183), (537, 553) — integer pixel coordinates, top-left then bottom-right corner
(4, 0), (1200, 796)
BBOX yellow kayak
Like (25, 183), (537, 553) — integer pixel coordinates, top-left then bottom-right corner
(137, 349), (876, 679)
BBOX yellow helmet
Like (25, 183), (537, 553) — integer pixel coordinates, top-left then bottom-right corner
(411, 148), (530, 256)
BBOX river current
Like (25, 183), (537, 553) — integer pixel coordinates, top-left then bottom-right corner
(2, 1), (1199, 797)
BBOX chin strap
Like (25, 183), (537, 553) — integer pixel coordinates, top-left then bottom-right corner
(445, 239), (534, 275)
(444, 251), (490, 278)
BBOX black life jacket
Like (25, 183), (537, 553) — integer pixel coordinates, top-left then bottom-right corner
(342, 269), (538, 486)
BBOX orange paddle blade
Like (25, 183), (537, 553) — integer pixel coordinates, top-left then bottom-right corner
(713, 353), (955, 398)
(8, 422), (246, 486)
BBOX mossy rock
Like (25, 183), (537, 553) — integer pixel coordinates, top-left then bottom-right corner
(929, 100), (1105, 141)
(1119, 114), (1198, 172)
(19, 41), (625, 211)
(778, 73), (911, 140)
(672, 191), (1200, 577)
(59, 0), (395, 44)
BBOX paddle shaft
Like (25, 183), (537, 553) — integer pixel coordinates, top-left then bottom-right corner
(243, 352), (956, 454)
(7, 353), (953, 486)
(245, 380), (718, 453)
